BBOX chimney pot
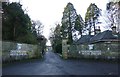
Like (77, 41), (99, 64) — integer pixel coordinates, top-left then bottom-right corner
(112, 26), (117, 34)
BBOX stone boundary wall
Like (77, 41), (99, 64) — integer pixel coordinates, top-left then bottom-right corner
(62, 42), (119, 60)
(2, 41), (42, 62)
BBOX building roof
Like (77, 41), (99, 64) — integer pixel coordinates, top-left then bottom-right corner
(75, 35), (94, 44)
(74, 30), (120, 45)
(90, 30), (120, 43)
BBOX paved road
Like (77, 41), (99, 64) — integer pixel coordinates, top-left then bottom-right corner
(2, 51), (118, 75)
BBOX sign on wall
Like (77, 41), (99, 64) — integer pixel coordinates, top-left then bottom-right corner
(10, 50), (27, 56)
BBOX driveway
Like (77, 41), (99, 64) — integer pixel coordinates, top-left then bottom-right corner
(2, 51), (118, 75)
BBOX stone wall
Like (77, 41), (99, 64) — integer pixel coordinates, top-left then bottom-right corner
(62, 42), (119, 60)
(2, 41), (42, 62)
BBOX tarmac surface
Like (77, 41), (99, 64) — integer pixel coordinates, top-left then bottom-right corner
(2, 51), (118, 75)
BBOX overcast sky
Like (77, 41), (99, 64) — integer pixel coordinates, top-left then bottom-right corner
(9, 0), (109, 45)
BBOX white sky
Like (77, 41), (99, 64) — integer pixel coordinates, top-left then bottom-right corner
(9, 0), (109, 46)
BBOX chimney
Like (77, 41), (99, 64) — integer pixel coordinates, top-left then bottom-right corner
(95, 26), (101, 34)
(112, 26), (117, 34)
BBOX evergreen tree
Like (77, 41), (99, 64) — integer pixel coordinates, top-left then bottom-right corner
(74, 14), (84, 36)
(85, 3), (101, 35)
(61, 2), (78, 44)
(50, 24), (62, 53)
(2, 2), (37, 44)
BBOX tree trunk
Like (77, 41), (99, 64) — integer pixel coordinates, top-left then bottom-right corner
(13, 26), (15, 40)
(89, 20), (92, 35)
(68, 10), (73, 44)
(93, 18), (96, 35)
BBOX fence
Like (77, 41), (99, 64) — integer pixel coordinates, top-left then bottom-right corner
(2, 41), (42, 62)
(66, 42), (119, 60)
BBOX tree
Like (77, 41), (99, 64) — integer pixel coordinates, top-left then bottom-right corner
(106, 1), (120, 33)
(31, 20), (44, 37)
(85, 3), (101, 35)
(61, 2), (78, 44)
(104, 2), (115, 29)
(49, 24), (62, 53)
(37, 35), (47, 54)
(2, 2), (37, 44)
(74, 14), (84, 36)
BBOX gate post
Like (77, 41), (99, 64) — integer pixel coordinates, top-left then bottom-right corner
(62, 38), (68, 59)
